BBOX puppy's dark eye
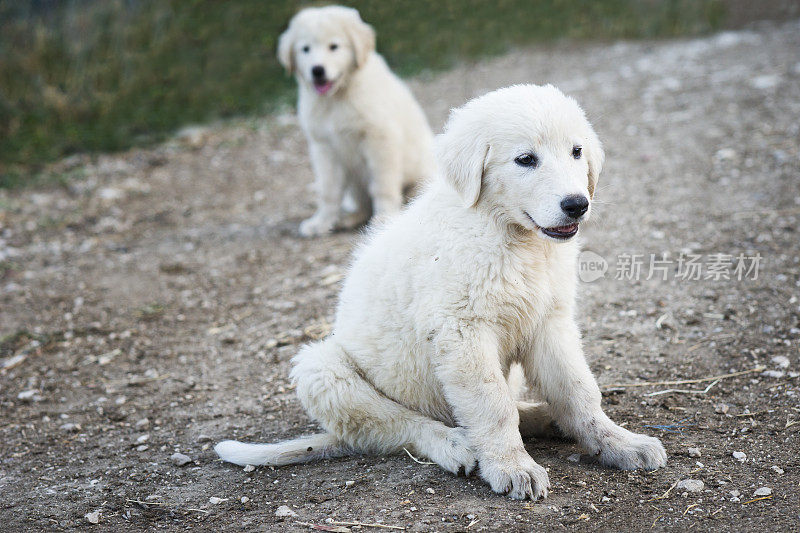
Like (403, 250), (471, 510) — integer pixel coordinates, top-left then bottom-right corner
(514, 154), (538, 168)
(572, 145), (582, 159)
(329, 43), (338, 51)
(302, 45), (310, 53)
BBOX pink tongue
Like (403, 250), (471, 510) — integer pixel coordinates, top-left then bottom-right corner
(314, 81), (333, 95)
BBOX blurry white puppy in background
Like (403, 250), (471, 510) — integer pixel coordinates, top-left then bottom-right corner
(278, 6), (436, 237)
(217, 85), (667, 499)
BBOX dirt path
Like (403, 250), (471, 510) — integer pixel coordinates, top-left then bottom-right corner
(1, 20), (799, 532)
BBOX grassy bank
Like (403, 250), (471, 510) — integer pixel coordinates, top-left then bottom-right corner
(0, 0), (725, 186)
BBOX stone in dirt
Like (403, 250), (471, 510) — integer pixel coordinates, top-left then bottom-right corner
(676, 479), (704, 493)
(84, 510), (101, 524)
(688, 447), (701, 457)
(17, 390), (41, 402)
(732, 451), (747, 462)
(771, 355), (790, 368)
(275, 505), (298, 518)
(170, 452), (192, 466)
(753, 487), (772, 497)
(714, 403), (730, 414)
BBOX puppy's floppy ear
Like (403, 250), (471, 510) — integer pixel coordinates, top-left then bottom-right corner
(584, 126), (604, 199)
(277, 25), (295, 74)
(436, 118), (489, 208)
(341, 9), (375, 68)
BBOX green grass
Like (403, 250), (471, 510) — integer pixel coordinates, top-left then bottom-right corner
(0, 0), (725, 187)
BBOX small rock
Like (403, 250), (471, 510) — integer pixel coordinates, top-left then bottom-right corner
(176, 126), (210, 149)
(197, 434), (213, 443)
(750, 74), (780, 90)
(17, 390), (42, 402)
(85, 510), (101, 524)
(275, 505), (298, 518)
(771, 466), (784, 475)
(243, 464), (255, 473)
(753, 487), (772, 497)
(345, 480), (355, 487)
(136, 434), (150, 444)
(60, 423), (81, 432)
(136, 445), (149, 452)
(135, 418), (150, 429)
(732, 451), (747, 462)
(676, 479), (704, 493)
(241, 496), (250, 504)
(714, 403), (730, 414)
(714, 148), (736, 161)
(567, 453), (581, 463)
(688, 447), (702, 458)
(209, 497), (228, 504)
(426, 488), (435, 494)
(730, 490), (740, 498)
(98, 187), (124, 201)
(170, 453), (192, 466)
(761, 370), (785, 379)
(771, 355), (790, 369)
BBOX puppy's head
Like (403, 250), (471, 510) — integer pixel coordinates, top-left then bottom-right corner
(277, 6), (375, 96)
(436, 84), (604, 242)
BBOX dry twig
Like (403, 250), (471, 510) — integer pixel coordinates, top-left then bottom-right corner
(647, 480), (678, 501)
(125, 499), (209, 514)
(604, 366), (764, 389)
(331, 520), (405, 530)
(742, 495), (773, 505)
(645, 379), (720, 397)
(466, 518), (481, 529)
(402, 447), (435, 465)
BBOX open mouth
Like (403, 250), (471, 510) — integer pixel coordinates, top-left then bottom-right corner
(524, 212), (579, 240)
(313, 79), (334, 95)
(540, 223), (579, 239)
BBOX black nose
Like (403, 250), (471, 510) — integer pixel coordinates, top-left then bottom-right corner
(311, 65), (325, 79)
(560, 195), (589, 219)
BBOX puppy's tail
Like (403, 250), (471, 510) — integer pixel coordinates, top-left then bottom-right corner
(214, 432), (348, 467)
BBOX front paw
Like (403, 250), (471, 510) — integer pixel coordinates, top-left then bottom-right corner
(299, 214), (335, 237)
(479, 448), (550, 500)
(425, 427), (477, 477)
(596, 429), (667, 471)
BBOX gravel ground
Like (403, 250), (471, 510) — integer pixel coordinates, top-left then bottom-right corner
(1, 19), (799, 532)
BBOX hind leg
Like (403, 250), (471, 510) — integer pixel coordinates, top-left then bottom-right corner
(518, 401), (558, 438)
(337, 180), (371, 231)
(291, 341), (476, 475)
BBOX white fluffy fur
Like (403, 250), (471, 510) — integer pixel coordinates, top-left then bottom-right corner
(216, 85), (667, 499)
(277, 6), (436, 237)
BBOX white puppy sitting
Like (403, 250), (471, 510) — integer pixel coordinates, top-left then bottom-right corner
(278, 6), (436, 237)
(216, 85), (667, 499)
